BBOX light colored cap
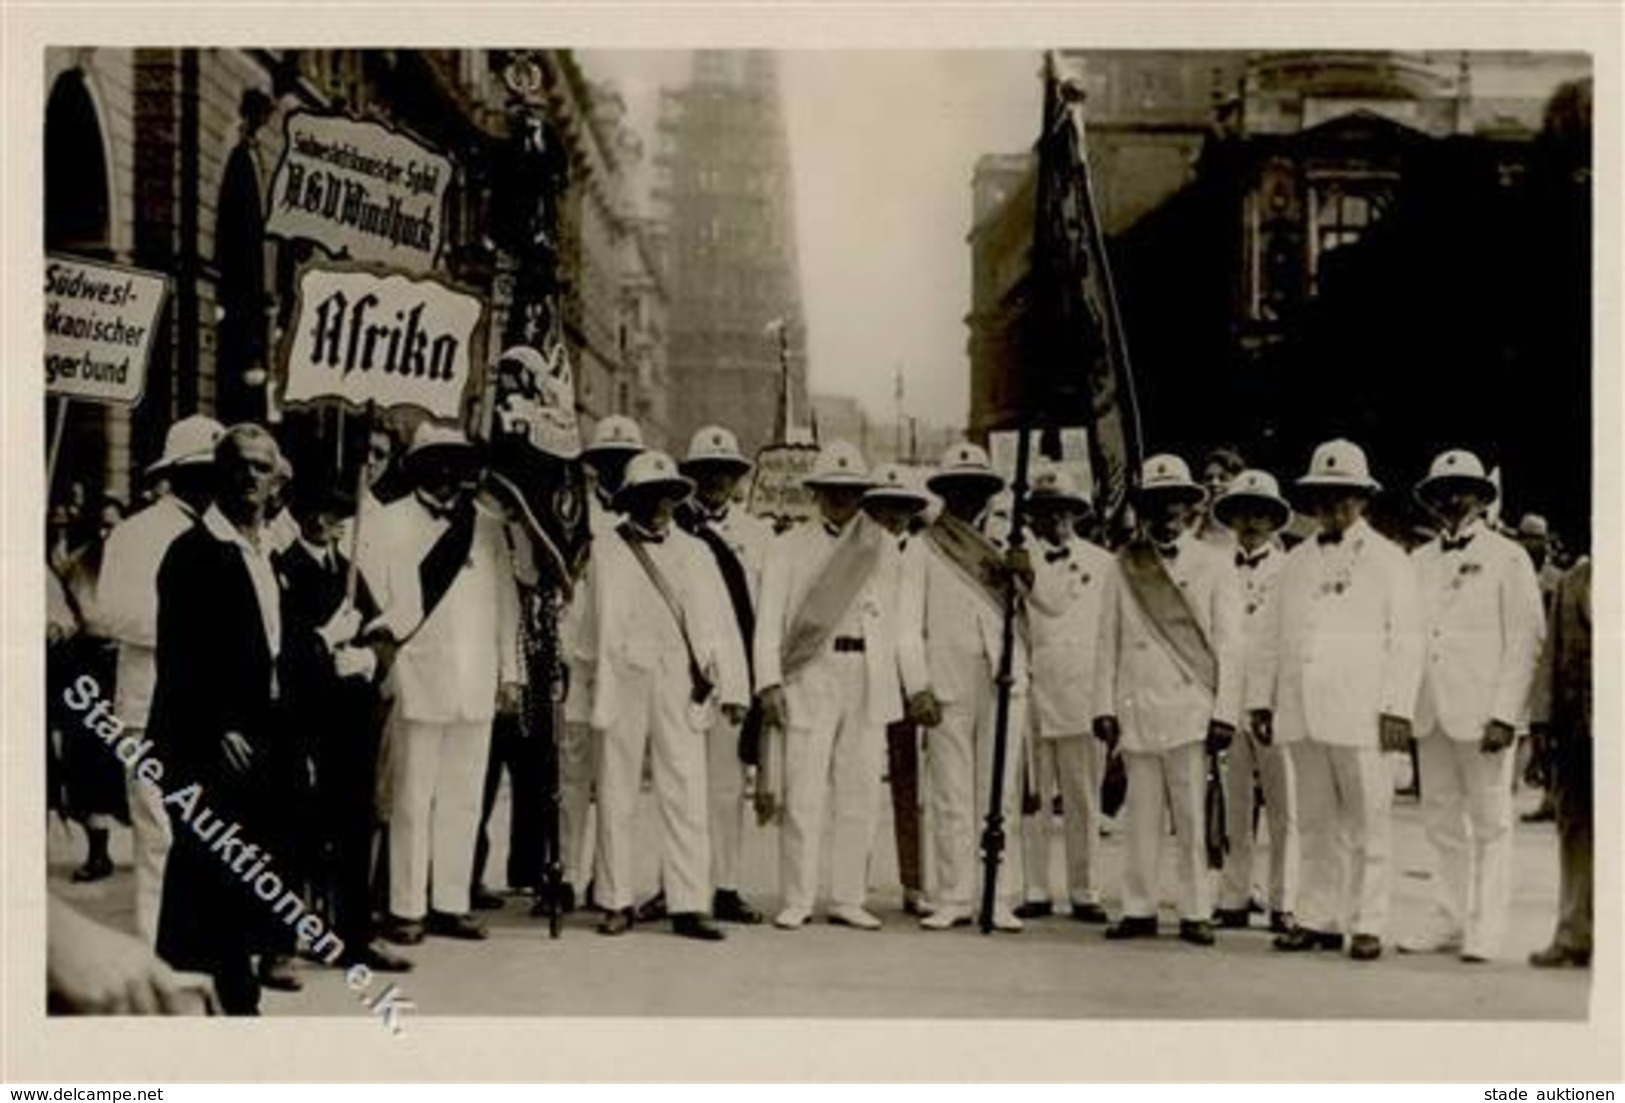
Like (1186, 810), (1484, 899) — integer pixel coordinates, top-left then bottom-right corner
(407, 421), (476, 458)
(1517, 513), (1550, 538)
(613, 449), (694, 509)
(582, 414), (645, 458)
(1415, 448), (1497, 506)
(1135, 453), (1206, 503)
(1296, 439), (1381, 493)
(863, 463), (929, 508)
(681, 425), (751, 472)
(803, 440), (874, 490)
(926, 441), (1006, 495)
(147, 415), (225, 474)
(1214, 468), (1290, 529)
(1028, 462), (1091, 510)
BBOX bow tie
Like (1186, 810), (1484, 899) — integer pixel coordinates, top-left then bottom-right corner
(622, 522), (666, 544)
(1441, 533), (1475, 553)
(1154, 542), (1179, 561)
(1235, 549), (1270, 570)
(1044, 547), (1070, 564)
(823, 520), (846, 539)
(1317, 530), (1344, 547)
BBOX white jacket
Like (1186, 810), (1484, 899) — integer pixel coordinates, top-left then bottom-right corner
(1251, 519), (1423, 747)
(576, 525), (749, 733)
(1093, 533), (1243, 754)
(896, 524), (1029, 705)
(755, 519), (906, 728)
(1412, 520), (1545, 740)
(358, 494), (522, 725)
(98, 495), (199, 727)
(1233, 541), (1287, 709)
(1027, 532), (1114, 737)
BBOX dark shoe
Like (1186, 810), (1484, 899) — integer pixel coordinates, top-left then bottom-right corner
(1269, 910), (1296, 935)
(713, 889), (764, 925)
(1350, 933), (1383, 961)
(1179, 919), (1216, 946)
(1104, 915), (1159, 940)
(1529, 944), (1591, 969)
(634, 890), (669, 924)
(1213, 907), (1251, 929)
(257, 954), (302, 992)
(426, 910), (489, 941)
(1071, 902), (1110, 924)
(341, 941), (415, 974)
(381, 916), (425, 946)
(1014, 900), (1054, 920)
(471, 884), (506, 911)
(671, 913), (726, 942)
(1273, 926), (1343, 953)
(597, 908), (634, 936)
(71, 856), (114, 883)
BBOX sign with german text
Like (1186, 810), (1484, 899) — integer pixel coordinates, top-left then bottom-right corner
(267, 111), (452, 272)
(748, 441), (821, 528)
(45, 254), (168, 405)
(280, 265), (485, 421)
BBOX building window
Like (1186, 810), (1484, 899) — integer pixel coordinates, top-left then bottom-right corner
(1308, 178), (1393, 289)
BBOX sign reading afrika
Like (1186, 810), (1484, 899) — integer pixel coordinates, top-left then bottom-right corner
(267, 111), (452, 272)
(748, 439), (822, 526)
(280, 265), (485, 421)
(45, 255), (169, 405)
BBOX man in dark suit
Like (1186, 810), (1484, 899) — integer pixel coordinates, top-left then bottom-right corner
(151, 423), (289, 1015)
(274, 481), (412, 975)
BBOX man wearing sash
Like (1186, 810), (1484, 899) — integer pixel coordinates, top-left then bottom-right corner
(1212, 469), (1298, 934)
(897, 442), (1028, 933)
(1018, 463), (1114, 924)
(358, 424), (524, 945)
(1400, 450), (1543, 963)
(1093, 455), (1243, 947)
(756, 441), (901, 931)
(1253, 440), (1422, 962)
(553, 414), (646, 914)
(576, 451), (748, 941)
(676, 424), (773, 925)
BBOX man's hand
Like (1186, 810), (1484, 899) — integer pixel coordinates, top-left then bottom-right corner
(1249, 708), (1274, 747)
(1000, 548), (1035, 594)
(221, 731), (254, 776)
(1206, 719), (1236, 755)
(497, 681), (525, 715)
(759, 685), (789, 731)
(906, 689), (943, 729)
(1092, 715), (1121, 751)
(332, 644), (377, 682)
(1480, 718), (1516, 755)
(316, 604), (362, 651)
(721, 703), (748, 726)
(1378, 713), (1413, 754)
(48, 896), (221, 1015)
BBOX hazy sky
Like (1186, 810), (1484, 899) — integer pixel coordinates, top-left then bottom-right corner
(580, 50), (1045, 429)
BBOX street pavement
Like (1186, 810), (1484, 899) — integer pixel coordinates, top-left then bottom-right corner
(48, 769), (1590, 1020)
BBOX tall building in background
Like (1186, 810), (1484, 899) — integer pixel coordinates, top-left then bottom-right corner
(654, 50), (808, 457)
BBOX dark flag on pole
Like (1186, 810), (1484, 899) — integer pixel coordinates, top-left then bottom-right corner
(1025, 51), (1143, 536)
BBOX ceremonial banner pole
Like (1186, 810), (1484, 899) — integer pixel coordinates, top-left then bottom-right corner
(46, 397), (70, 495)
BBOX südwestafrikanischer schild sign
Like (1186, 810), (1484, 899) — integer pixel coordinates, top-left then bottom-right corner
(280, 265), (485, 422)
(267, 111), (452, 272)
(45, 255), (170, 406)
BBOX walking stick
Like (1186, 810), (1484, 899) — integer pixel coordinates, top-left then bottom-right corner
(979, 428), (1033, 933)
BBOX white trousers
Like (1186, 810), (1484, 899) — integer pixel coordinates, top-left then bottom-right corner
(1293, 740), (1393, 938)
(389, 718), (493, 920)
(781, 651), (883, 911)
(594, 662), (711, 915)
(559, 719), (598, 889)
(707, 709), (749, 893)
(1219, 730), (1298, 913)
(125, 735), (171, 948)
(1122, 744), (1210, 922)
(1021, 733), (1103, 906)
(1416, 731), (1516, 957)
(926, 659), (1026, 911)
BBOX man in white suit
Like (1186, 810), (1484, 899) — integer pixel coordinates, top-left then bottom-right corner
(677, 424), (774, 925)
(575, 451), (748, 941)
(1254, 439), (1423, 962)
(1017, 463), (1114, 925)
(1094, 455), (1243, 947)
(359, 424), (523, 944)
(898, 442), (1028, 933)
(757, 441), (905, 931)
(1213, 469), (1299, 935)
(1401, 449), (1544, 962)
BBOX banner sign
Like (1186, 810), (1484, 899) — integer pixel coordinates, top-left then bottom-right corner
(45, 255), (168, 405)
(267, 111), (452, 272)
(989, 426), (1095, 501)
(280, 264), (485, 421)
(748, 442), (821, 527)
